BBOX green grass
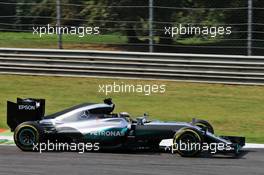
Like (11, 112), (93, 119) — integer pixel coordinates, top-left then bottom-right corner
(0, 32), (127, 49)
(0, 75), (263, 143)
(2, 32), (263, 55)
(0, 32), (247, 49)
(0, 32), (227, 47)
(176, 37), (222, 45)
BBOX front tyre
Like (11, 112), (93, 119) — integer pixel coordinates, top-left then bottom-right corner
(14, 122), (43, 151)
(194, 119), (214, 134)
(173, 128), (202, 157)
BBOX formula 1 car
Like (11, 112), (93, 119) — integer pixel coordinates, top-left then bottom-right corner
(7, 98), (245, 157)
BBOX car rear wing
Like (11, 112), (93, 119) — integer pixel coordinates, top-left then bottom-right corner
(7, 98), (45, 131)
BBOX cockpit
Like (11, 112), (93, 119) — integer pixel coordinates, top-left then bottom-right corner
(47, 98), (147, 125)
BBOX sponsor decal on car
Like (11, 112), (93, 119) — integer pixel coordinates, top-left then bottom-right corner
(18, 105), (36, 110)
(88, 130), (126, 137)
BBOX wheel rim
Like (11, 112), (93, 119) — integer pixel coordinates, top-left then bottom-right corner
(179, 133), (197, 144)
(18, 128), (36, 146)
(175, 131), (201, 156)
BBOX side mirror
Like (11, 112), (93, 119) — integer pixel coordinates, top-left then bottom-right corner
(104, 98), (113, 105)
(201, 126), (208, 133)
(136, 116), (147, 125)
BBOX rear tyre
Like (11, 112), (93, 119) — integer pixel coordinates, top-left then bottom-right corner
(14, 121), (43, 151)
(194, 119), (214, 134)
(173, 128), (202, 157)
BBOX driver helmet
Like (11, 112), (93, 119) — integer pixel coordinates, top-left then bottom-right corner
(119, 112), (130, 118)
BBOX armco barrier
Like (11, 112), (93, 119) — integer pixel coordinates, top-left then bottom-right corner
(0, 48), (264, 85)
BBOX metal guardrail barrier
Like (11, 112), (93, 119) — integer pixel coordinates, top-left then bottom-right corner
(0, 48), (264, 85)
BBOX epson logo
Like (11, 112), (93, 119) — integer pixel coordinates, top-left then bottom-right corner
(18, 105), (36, 110)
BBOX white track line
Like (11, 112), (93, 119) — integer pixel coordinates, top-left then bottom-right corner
(0, 136), (13, 140)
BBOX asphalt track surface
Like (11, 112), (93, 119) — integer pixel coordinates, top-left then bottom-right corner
(0, 146), (263, 175)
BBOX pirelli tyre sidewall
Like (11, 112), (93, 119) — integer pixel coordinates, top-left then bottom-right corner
(14, 122), (42, 151)
(173, 128), (203, 157)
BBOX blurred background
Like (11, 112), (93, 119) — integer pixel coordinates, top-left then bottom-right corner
(0, 0), (263, 55)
